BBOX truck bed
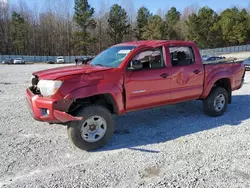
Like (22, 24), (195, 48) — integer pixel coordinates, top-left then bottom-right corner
(203, 58), (245, 93)
(203, 58), (243, 65)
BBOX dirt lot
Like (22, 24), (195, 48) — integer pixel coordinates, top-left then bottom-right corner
(0, 64), (250, 188)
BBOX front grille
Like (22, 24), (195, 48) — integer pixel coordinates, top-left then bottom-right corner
(30, 75), (41, 95)
(29, 86), (41, 95)
(31, 75), (39, 86)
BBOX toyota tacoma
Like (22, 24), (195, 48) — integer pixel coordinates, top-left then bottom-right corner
(26, 40), (245, 151)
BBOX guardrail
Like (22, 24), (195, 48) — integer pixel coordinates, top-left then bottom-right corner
(2, 43), (250, 62)
(0, 55), (93, 63)
(200, 44), (250, 56)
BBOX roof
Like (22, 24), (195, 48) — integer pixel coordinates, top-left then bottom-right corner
(113, 40), (195, 48)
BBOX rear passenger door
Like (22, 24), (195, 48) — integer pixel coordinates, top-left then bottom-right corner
(168, 46), (204, 102)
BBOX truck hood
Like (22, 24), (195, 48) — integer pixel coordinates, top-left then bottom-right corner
(33, 64), (113, 80)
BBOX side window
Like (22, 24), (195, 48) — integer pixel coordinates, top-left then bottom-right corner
(132, 48), (165, 69)
(169, 46), (195, 66)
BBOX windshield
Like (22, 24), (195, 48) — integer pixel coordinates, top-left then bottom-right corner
(90, 46), (136, 67)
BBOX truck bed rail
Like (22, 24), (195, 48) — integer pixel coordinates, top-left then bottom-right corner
(203, 57), (243, 65)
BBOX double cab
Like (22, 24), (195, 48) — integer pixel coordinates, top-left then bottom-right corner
(26, 40), (245, 151)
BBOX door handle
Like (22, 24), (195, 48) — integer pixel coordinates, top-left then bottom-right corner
(160, 73), (169, 78)
(193, 70), (200, 74)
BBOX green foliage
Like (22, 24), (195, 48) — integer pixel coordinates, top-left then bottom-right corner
(219, 7), (248, 46)
(73, 0), (96, 54)
(185, 7), (222, 48)
(141, 15), (164, 40)
(247, 14), (250, 41)
(3, 2), (250, 55)
(74, 0), (95, 29)
(136, 7), (152, 40)
(166, 7), (181, 25)
(11, 11), (29, 54)
(108, 4), (130, 44)
(164, 7), (181, 39)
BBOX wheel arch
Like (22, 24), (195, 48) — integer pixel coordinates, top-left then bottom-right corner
(68, 93), (119, 116)
(213, 78), (232, 103)
(201, 72), (232, 103)
(65, 84), (125, 115)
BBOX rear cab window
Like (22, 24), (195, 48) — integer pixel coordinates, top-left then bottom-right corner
(169, 46), (195, 67)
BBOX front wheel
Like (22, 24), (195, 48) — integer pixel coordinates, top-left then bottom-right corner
(203, 87), (228, 117)
(67, 105), (115, 151)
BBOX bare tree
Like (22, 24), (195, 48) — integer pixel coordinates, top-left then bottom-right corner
(181, 4), (200, 20)
(120, 0), (136, 41)
(94, 0), (109, 52)
(0, 0), (10, 54)
(156, 8), (167, 20)
(180, 4), (200, 40)
(1, 0), (249, 56)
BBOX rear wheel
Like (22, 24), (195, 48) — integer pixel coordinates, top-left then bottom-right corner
(203, 87), (228, 117)
(67, 105), (115, 151)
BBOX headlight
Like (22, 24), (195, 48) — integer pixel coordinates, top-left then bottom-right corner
(37, 80), (63, 97)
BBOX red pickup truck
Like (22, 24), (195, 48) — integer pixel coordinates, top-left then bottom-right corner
(26, 40), (245, 151)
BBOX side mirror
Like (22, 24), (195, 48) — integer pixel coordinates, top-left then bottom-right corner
(129, 60), (142, 70)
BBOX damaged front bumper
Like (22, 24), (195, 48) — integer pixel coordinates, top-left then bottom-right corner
(26, 88), (82, 123)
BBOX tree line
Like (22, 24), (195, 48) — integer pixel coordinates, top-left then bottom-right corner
(0, 0), (250, 56)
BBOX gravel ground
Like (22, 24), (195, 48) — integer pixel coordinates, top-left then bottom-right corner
(0, 64), (250, 188)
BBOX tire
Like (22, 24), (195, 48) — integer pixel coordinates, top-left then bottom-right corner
(203, 87), (228, 117)
(67, 105), (115, 151)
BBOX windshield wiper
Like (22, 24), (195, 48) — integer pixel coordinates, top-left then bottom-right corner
(92, 64), (113, 67)
(91, 64), (104, 67)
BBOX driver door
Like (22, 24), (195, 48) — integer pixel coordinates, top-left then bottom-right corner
(124, 47), (171, 111)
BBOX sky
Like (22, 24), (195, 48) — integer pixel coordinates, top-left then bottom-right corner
(6, 0), (250, 15)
